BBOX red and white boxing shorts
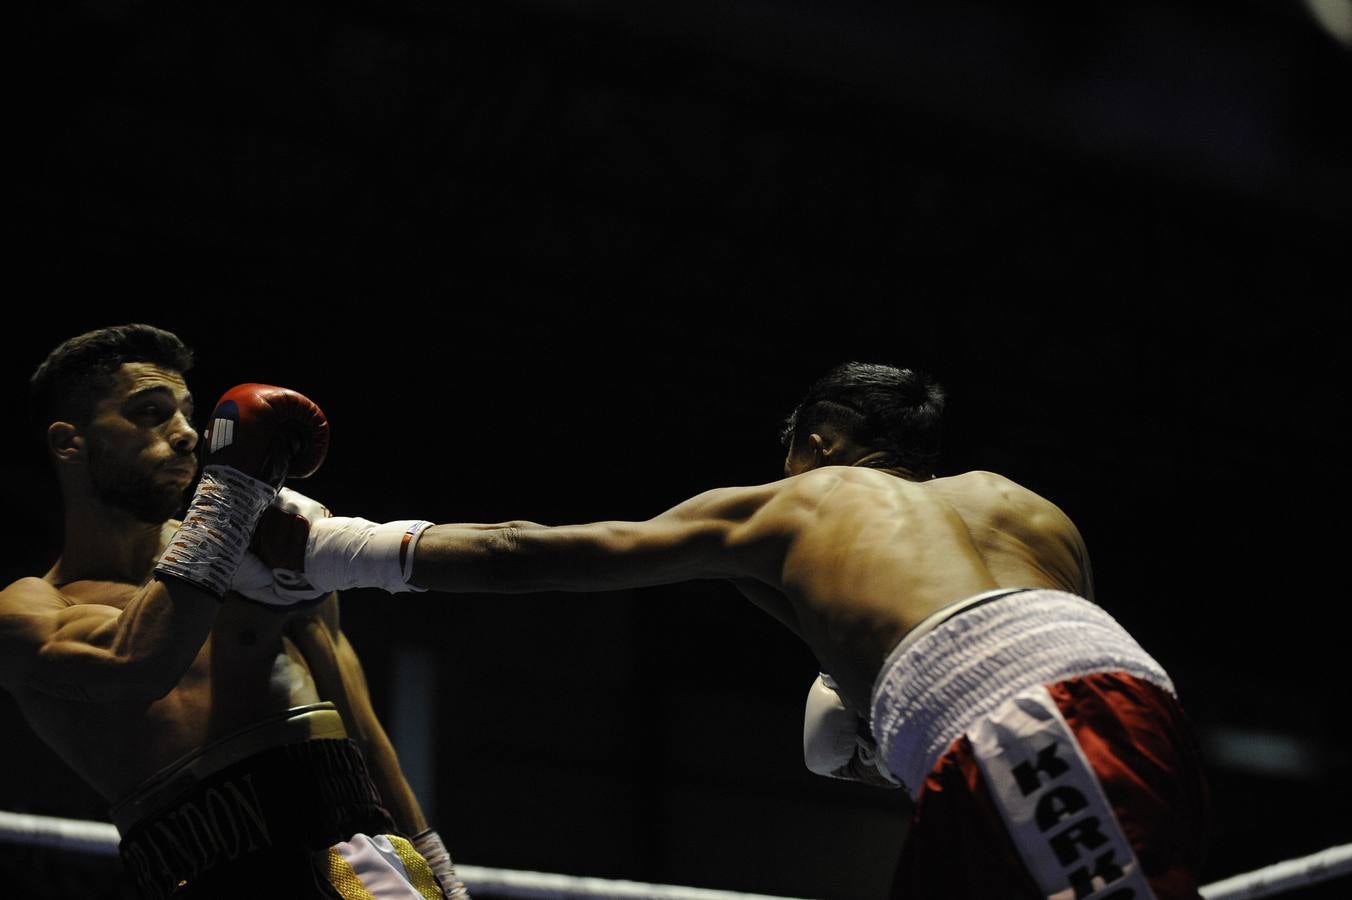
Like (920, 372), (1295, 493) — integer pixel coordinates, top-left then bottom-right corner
(870, 589), (1210, 899)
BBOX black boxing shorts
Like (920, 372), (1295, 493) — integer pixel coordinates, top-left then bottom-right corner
(111, 703), (439, 899)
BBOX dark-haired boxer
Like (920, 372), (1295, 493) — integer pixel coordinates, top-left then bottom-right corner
(0, 325), (467, 899)
(264, 361), (1211, 899)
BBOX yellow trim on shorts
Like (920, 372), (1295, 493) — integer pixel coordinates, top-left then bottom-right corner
(325, 849), (379, 900)
(388, 834), (445, 900)
(323, 837), (443, 900)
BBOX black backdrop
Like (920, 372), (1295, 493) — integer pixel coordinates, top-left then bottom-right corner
(5, 1), (1350, 897)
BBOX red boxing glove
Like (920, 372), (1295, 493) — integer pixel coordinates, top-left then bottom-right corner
(229, 488), (333, 607)
(203, 383), (330, 488)
(251, 488), (326, 574)
(157, 385), (329, 597)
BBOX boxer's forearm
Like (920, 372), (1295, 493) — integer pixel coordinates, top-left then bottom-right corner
(409, 517), (739, 594)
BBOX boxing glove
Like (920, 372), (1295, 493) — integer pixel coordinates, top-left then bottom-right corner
(202, 383), (329, 487)
(230, 488), (332, 607)
(156, 385), (329, 597)
(804, 673), (901, 789)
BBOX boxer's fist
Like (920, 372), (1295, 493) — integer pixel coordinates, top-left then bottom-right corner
(804, 674), (901, 789)
(230, 550), (329, 608)
(252, 487), (329, 574)
(203, 384), (329, 488)
(231, 487), (334, 605)
(156, 390), (328, 597)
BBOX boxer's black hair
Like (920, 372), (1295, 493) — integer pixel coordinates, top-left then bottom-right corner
(31, 324), (194, 427)
(782, 362), (945, 476)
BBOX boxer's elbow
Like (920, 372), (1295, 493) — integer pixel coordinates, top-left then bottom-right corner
(479, 524), (562, 591)
(106, 635), (199, 703)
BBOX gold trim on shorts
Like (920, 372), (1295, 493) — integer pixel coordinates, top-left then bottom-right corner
(324, 836), (443, 900)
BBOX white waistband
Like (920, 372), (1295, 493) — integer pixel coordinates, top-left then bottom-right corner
(868, 589), (1175, 800)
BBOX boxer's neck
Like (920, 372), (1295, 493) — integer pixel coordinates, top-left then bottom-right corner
(850, 451), (923, 482)
(56, 493), (169, 585)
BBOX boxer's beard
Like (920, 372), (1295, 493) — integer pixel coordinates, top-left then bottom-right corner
(86, 444), (188, 524)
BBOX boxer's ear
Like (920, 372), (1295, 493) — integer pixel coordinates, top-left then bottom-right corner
(47, 422), (84, 465)
(807, 432), (831, 463)
(812, 427), (873, 467)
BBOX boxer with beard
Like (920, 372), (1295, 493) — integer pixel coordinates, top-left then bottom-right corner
(0, 325), (467, 899)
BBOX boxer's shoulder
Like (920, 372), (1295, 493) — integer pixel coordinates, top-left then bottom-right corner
(0, 579), (77, 687)
(930, 469), (1048, 506)
(3, 574), (158, 613)
(929, 470), (1073, 527)
(769, 465), (847, 500)
(1, 575), (71, 609)
(769, 466), (891, 514)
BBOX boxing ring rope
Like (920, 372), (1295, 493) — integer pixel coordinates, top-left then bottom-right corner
(1197, 843), (1352, 900)
(2, 810), (1349, 899)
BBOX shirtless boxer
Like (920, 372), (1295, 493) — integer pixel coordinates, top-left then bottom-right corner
(262, 361), (1210, 899)
(0, 325), (467, 899)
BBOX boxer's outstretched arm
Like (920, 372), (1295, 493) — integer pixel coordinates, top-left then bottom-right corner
(0, 576), (219, 703)
(409, 482), (788, 594)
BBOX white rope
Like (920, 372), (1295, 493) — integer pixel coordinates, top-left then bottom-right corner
(1199, 842), (1352, 899)
(0, 810), (120, 858)
(452, 866), (810, 900)
(2, 810), (1349, 899)
(0, 810), (807, 899)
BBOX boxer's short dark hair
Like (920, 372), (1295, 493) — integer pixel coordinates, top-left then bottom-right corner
(31, 324), (195, 427)
(782, 362), (946, 476)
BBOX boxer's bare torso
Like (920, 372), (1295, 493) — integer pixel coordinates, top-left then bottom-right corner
(6, 551), (329, 801)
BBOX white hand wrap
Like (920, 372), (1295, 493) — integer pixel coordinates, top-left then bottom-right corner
(411, 829), (470, 899)
(803, 673), (900, 788)
(155, 466), (276, 597)
(302, 517), (433, 594)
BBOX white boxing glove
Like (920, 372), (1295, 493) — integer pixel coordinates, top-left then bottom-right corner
(803, 673), (901, 789)
(275, 485), (331, 522)
(229, 488), (332, 607)
(230, 551), (328, 607)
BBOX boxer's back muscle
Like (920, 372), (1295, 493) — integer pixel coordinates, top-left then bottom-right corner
(741, 467), (1091, 710)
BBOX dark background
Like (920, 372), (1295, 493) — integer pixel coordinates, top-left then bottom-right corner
(5, 1), (1350, 897)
